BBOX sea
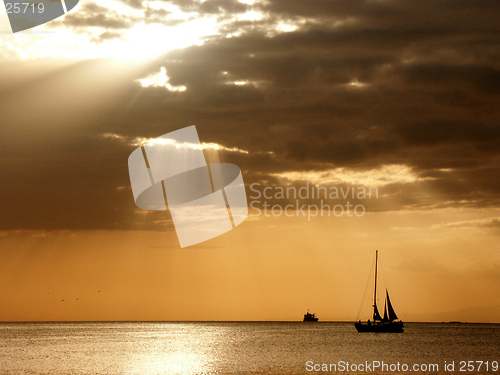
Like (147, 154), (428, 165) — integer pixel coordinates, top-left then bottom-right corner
(0, 322), (499, 374)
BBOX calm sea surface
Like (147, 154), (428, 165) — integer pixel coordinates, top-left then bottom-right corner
(0, 322), (499, 374)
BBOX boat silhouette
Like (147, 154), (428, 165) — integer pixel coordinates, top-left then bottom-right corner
(355, 250), (404, 333)
(303, 310), (319, 322)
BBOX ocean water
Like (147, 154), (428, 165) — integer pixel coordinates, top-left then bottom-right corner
(0, 322), (499, 374)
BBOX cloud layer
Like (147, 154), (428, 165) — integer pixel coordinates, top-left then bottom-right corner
(1, 0), (499, 230)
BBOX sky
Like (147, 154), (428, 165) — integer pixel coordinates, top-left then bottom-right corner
(0, 0), (499, 322)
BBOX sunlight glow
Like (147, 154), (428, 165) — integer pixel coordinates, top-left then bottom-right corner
(0, 0), (310, 60)
(273, 165), (431, 187)
(236, 10), (265, 22)
(346, 79), (369, 89)
(221, 73), (267, 87)
(135, 67), (186, 91)
(0, 0), (218, 60)
(225, 79), (265, 87)
(102, 133), (249, 154)
(233, 80), (249, 86)
(276, 22), (299, 33)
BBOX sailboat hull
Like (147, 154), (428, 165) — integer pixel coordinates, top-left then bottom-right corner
(355, 321), (404, 333)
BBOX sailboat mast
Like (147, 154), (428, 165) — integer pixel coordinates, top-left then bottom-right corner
(373, 250), (378, 313)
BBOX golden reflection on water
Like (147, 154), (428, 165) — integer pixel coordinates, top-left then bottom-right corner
(1, 322), (499, 374)
(124, 323), (224, 375)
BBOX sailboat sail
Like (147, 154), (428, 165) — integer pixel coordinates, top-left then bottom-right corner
(386, 289), (398, 321)
(373, 303), (383, 321)
(383, 300), (388, 321)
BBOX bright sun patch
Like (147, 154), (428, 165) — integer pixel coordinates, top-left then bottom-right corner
(0, 0), (310, 60)
(135, 67), (186, 91)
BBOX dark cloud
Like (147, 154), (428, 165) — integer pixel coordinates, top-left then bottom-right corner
(400, 64), (500, 95)
(1, 0), (500, 230)
(393, 120), (500, 147)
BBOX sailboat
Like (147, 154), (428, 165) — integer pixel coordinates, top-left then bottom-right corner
(354, 250), (404, 333)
